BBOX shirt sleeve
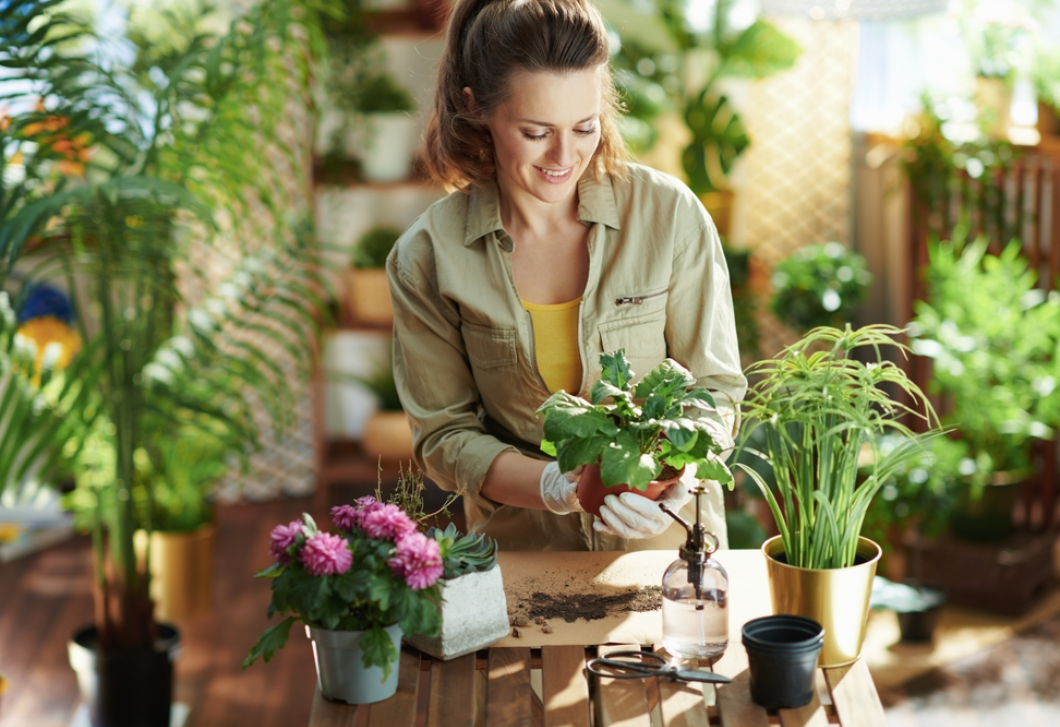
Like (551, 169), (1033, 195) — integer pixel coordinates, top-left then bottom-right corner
(665, 205), (748, 459)
(386, 229), (518, 514)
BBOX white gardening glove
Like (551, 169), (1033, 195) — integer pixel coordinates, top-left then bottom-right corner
(594, 470), (696, 539)
(539, 462), (585, 515)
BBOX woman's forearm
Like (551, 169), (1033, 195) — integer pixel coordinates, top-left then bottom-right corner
(480, 451), (551, 509)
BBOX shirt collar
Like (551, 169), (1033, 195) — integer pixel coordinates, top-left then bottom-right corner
(463, 171), (622, 249)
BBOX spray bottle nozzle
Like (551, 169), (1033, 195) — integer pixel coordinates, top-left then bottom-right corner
(659, 487), (715, 598)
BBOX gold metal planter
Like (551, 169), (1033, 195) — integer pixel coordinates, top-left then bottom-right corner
(762, 535), (881, 667)
(135, 523), (215, 622)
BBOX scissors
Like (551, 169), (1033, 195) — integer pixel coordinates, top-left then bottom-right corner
(586, 650), (732, 684)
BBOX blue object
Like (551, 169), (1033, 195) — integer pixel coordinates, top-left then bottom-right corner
(18, 284), (75, 325)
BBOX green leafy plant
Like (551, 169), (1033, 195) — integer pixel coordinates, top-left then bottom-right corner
(243, 500), (443, 679)
(426, 522), (498, 579)
(352, 226), (402, 269)
(0, 0), (338, 651)
(770, 242), (872, 332)
(909, 238), (1060, 491)
(605, 0), (801, 192)
(736, 325), (941, 570)
(536, 350), (733, 491)
(352, 72), (416, 114)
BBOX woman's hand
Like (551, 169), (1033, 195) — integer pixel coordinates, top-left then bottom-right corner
(593, 470), (697, 539)
(539, 462), (585, 515)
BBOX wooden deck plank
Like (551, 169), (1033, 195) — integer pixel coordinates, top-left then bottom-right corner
(824, 660), (886, 727)
(777, 685), (829, 727)
(308, 686), (361, 727)
(656, 673), (709, 727)
(426, 652), (477, 727)
(716, 670), (769, 727)
(364, 648), (422, 727)
(541, 645), (590, 727)
(593, 644), (652, 727)
(485, 647), (533, 727)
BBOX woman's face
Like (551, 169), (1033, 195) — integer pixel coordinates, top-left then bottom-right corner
(482, 67), (603, 207)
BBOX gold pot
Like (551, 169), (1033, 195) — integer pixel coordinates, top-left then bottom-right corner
(361, 410), (413, 461)
(135, 523), (215, 622)
(762, 535), (881, 667)
(347, 268), (394, 326)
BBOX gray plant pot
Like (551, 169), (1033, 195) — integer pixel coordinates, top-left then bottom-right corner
(406, 565), (510, 660)
(306, 623), (402, 704)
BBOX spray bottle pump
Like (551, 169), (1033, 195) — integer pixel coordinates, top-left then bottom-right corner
(659, 486), (729, 659)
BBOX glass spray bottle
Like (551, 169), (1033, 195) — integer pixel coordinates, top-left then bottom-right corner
(659, 487), (729, 658)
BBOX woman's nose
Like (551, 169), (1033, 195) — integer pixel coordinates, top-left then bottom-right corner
(548, 134), (574, 167)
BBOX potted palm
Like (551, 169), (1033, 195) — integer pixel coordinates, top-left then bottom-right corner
(736, 325), (941, 666)
(1, 1), (337, 723)
(909, 239), (1060, 541)
(536, 350), (733, 517)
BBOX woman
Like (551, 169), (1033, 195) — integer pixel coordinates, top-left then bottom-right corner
(387, 0), (745, 552)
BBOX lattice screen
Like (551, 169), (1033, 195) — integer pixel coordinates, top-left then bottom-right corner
(732, 17), (859, 359)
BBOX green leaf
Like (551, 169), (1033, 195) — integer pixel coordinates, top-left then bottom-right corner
(721, 21), (802, 79)
(242, 616), (297, 668)
(359, 626), (399, 682)
(681, 91), (750, 195)
(599, 350), (633, 391)
(600, 430), (660, 490)
(541, 406), (618, 443)
(555, 435), (609, 473)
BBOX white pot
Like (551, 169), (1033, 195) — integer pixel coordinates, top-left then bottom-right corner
(360, 113), (420, 183)
(306, 623), (402, 704)
(406, 565), (510, 660)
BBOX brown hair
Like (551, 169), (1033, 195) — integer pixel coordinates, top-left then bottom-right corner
(424, 0), (628, 191)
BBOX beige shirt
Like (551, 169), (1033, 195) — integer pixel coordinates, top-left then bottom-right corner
(387, 163), (746, 552)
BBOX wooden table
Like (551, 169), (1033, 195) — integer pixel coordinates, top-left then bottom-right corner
(308, 550), (887, 726)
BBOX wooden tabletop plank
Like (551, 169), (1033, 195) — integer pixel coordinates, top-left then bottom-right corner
(593, 644), (653, 727)
(541, 645), (591, 727)
(777, 684), (829, 727)
(824, 660), (887, 727)
(426, 652), (477, 727)
(308, 688), (360, 727)
(485, 647), (533, 727)
(656, 667), (710, 727)
(364, 648), (422, 727)
(716, 670), (769, 727)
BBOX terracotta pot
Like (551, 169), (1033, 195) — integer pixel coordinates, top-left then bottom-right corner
(361, 410), (413, 462)
(576, 462), (683, 518)
(347, 268), (393, 326)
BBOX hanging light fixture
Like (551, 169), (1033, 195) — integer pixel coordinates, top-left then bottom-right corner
(759, 0), (950, 21)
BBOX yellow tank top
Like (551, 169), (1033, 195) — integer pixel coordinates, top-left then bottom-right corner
(521, 297), (583, 394)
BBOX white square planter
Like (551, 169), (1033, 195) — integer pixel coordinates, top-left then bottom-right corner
(406, 565), (510, 660)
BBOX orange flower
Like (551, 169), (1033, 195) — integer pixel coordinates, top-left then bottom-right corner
(21, 115), (93, 176)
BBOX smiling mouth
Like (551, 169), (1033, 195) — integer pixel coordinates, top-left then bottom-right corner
(537, 166), (571, 177)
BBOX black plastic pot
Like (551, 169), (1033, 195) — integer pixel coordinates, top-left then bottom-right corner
(68, 624), (180, 727)
(742, 615), (824, 710)
(897, 605), (943, 643)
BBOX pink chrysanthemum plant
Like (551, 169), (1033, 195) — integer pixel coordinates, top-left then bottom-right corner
(242, 497), (444, 678)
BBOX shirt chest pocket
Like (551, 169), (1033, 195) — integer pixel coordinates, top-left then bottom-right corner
(598, 310), (667, 364)
(462, 320), (518, 370)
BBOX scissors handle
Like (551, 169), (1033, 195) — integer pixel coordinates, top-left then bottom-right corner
(672, 669), (732, 684)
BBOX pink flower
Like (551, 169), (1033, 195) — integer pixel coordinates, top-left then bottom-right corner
(300, 533), (353, 576)
(388, 532), (443, 590)
(361, 503), (417, 541)
(331, 504), (358, 532)
(269, 520), (302, 564)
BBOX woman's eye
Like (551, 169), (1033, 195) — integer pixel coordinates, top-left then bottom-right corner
(575, 127), (598, 136)
(522, 131), (547, 141)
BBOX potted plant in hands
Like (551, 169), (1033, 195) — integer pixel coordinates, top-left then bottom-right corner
(243, 498), (443, 704)
(405, 523), (509, 660)
(536, 350), (733, 517)
(909, 239), (1060, 541)
(736, 325), (941, 666)
(348, 226), (402, 326)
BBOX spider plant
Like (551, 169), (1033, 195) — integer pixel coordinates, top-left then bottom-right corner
(0, 0), (340, 651)
(736, 325), (942, 570)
